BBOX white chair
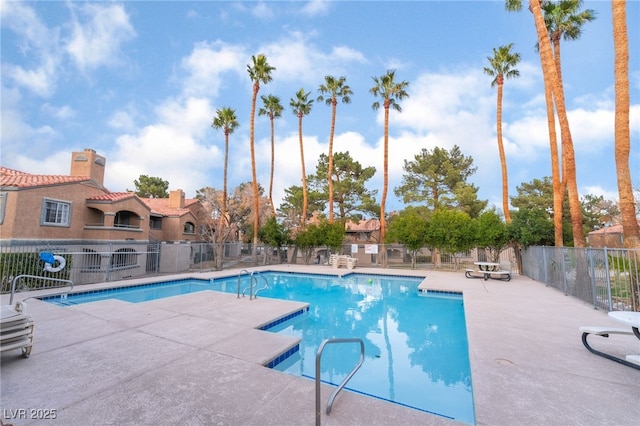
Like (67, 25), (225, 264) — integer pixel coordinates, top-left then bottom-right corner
(0, 302), (34, 358)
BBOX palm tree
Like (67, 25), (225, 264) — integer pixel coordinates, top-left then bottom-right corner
(247, 54), (275, 265)
(370, 70), (409, 267)
(541, 0), (596, 246)
(506, 0), (585, 247)
(289, 88), (314, 227)
(483, 44), (521, 223)
(317, 75), (353, 223)
(612, 0), (640, 248)
(258, 94), (284, 217)
(542, 72), (564, 246)
(211, 107), (239, 270)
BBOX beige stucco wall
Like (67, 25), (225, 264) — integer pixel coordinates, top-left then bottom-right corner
(1, 183), (105, 241)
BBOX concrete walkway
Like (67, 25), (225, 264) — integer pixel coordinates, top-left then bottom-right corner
(1, 266), (639, 425)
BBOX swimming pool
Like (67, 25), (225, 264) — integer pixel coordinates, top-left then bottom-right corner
(43, 272), (475, 424)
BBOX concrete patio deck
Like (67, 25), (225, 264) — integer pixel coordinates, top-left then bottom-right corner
(1, 266), (639, 425)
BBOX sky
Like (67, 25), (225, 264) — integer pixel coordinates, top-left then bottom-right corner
(1, 0), (639, 216)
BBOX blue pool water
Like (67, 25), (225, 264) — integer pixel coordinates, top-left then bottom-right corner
(43, 272), (475, 424)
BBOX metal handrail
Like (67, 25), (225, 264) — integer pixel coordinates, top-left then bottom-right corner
(236, 269), (251, 298)
(315, 338), (365, 426)
(251, 271), (269, 299)
(239, 271), (269, 300)
(9, 274), (75, 305)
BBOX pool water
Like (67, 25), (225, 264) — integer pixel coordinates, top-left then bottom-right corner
(43, 272), (475, 424)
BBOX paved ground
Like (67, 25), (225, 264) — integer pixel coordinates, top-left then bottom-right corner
(1, 265), (639, 425)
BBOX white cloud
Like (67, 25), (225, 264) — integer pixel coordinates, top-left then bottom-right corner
(0, 86), (61, 161)
(108, 110), (136, 132)
(106, 96), (218, 196)
(250, 2), (274, 19)
(0, 1), (61, 97)
(41, 103), (75, 120)
(298, 0), (331, 17)
(583, 185), (620, 202)
(180, 41), (247, 98)
(262, 31), (366, 84)
(65, 3), (136, 71)
(568, 108), (614, 151)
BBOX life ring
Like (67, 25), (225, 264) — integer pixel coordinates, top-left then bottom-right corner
(43, 255), (66, 273)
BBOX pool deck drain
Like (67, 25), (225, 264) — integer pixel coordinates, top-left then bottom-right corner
(2, 266), (639, 425)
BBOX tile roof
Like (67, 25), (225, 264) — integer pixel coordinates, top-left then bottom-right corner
(86, 192), (137, 202)
(588, 222), (640, 235)
(1, 166), (90, 188)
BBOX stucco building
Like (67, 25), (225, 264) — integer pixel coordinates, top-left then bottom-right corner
(0, 148), (209, 245)
(1, 149), (213, 284)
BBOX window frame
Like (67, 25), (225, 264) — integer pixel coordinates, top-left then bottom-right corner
(183, 221), (195, 234)
(41, 198), (72, 227)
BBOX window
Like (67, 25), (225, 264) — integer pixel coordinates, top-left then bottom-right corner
(111, 248), (138, 269)
(150, 216), (162, 230)
(115, 210), (139, 228)
(183, 222), (195, 234)
(42, 199), (71, 226)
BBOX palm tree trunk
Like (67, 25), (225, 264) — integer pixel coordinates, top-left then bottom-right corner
(299, 114), (308, 227)
(612, 0), (640, 247)
(496, 81), (511, 223)
(269, 115), (276, 217)
(529, 0), (585, 247)
(328, 100), (337, 223)
(250, 83), (260, 265)
(544, 79), (564, 246)
(217, 133), (230, 270)
(380, 104), (389, 268)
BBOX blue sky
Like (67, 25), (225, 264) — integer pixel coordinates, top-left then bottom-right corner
(1, 0), (638, 215)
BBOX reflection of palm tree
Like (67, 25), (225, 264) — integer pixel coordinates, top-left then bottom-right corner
(382, 282), (395, 400)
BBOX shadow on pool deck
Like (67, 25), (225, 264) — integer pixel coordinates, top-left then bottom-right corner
(1, 266), (639, 425)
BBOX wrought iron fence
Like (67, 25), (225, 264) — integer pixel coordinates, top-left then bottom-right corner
(1, 241), (519, 293)
(3, 240), (636, 312)
(520, 246), (640, 312)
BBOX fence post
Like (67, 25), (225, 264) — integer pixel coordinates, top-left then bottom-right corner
(603, 247), (613, 310)
(587, 248), (597, 308)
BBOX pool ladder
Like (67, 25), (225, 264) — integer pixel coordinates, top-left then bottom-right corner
(236, 270), (269, 300)
(315, 338), (365, 426)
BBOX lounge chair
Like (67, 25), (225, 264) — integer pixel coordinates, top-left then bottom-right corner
(579, 326), (640, 370)
(330, 254), (357, 269)
(1, 302), (34, 358)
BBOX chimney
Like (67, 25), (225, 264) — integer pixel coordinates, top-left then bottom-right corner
(169, 189), (185, 208)
(70, 149), (106, 186)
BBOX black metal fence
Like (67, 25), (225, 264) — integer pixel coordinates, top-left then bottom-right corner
(521, 246), (640, 312)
